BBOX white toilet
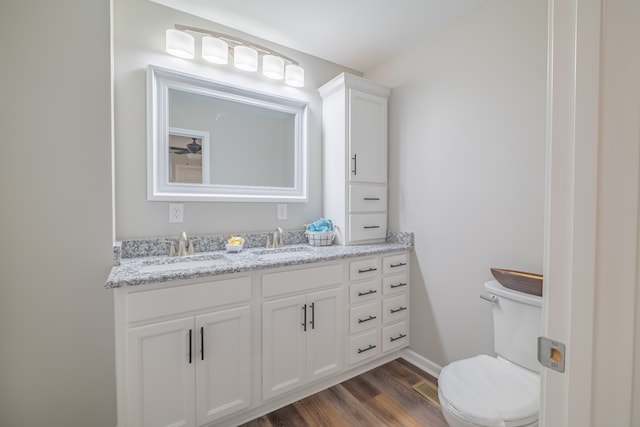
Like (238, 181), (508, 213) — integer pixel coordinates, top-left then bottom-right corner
(438, 280), (542, 427)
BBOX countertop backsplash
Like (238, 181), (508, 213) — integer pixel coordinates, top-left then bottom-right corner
(113, 230), (413, 265)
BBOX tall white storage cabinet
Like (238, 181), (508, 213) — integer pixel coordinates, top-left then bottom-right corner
(319, 73), (391, 245)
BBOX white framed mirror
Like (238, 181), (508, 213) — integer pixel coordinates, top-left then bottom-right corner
(147, 65), (308, 202)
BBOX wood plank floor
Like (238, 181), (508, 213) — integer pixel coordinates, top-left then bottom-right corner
(240, 358), (448, 427)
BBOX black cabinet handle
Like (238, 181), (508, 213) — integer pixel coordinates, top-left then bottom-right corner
(358, 289), (377, 297)
(358, 267), (377, 273)
(364, 225), (381, 229)
(357, 344), (376, 354)
(390, 333), (407, 342)
(390, 306), (407, 314)
(390, 262), (407, 268)
(188, 329), (192, 364)
(200, 327), (204, 361)
(310, 302), (315, 330)
(352, 154), (357, 175)
(358, 315), (377, 324)
(363, 197), (380, 201)
(301, 304), (307, 331)
(390, 282), (407, 289)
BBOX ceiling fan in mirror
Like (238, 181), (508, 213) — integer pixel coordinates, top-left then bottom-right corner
(170, 137), (202, 155)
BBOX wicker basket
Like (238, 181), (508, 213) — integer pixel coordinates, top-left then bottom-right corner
(305, 230), (336, 246)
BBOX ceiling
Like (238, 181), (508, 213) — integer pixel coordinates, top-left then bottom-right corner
(151, 0), (488, 72)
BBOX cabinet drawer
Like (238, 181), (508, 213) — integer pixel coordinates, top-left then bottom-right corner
(349, 302), (380, 335)
(349, 278), (380, 304)
(349, 185), (387, 212)
(127, 276), (251, 323)
(262, 263), (344, 298)
(349, 330), (380, 365)
(382, 321), (408, 353)
(348, 214), (387, 242)
(382, 274), (409, 295)
(349, 257), (381, 281)
(383, 253), (408, 274)
(383, 294), (408, 324)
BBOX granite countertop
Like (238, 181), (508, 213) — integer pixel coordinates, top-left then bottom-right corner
(106, 241), (412, 289)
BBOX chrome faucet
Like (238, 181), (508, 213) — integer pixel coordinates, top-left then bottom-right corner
(272, 227), (284, 248)
(170, 231), (194, 256)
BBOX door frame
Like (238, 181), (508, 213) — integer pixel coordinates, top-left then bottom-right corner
(542, 0), (640, 425)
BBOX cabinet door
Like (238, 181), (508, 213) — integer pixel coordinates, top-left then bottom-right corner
(262, 294), (307, 399)
(127, 317), (196, 427)
(306, 287), (343, 382)
(348, 89), (387, 184)
(196, 306), (251, 425)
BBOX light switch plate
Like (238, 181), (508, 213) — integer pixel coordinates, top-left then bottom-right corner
(538, 336), (566, 373)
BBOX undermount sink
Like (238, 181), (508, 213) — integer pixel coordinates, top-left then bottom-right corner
(252, 247), (313, 260)
(139, 255), (230, 273)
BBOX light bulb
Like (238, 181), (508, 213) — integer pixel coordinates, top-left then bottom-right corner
(165, 29), (194, 59)
(202, 36), (228, 64)
(285, 64), (304, 87)
(262, 55), (285, 80)
(233, 45), (258, 72)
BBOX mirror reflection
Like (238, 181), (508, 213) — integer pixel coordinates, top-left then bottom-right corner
(168, 89), (295, 188)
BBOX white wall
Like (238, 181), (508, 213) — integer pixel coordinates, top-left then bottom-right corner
(0, 1), (116, 426)
(114, 0), (357, 240)
(367, 0), (547, 366)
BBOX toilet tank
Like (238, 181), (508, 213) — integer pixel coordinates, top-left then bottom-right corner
(485, 280), (542, 373)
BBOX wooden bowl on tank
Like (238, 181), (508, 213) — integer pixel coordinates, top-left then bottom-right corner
(490, 268), (543, 297)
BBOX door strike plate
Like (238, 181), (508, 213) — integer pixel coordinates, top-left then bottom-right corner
(538, 336), (566, 373)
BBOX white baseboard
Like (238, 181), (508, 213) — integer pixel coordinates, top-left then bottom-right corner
(400, 348), (443, 378)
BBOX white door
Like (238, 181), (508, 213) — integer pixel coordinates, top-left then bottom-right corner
(348, 89), (387, 184)
(306, 287), (343, 382)
(262, 294), (307, 399)
(127, 317), (196, 427)
(196, 306), (251, 425)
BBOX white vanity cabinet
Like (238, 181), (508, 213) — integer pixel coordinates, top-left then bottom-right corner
(261, 263), (344, 400)
(114, 250), (410, 427)
(320, 73), (391, 245)
(119, 276), (252, 427)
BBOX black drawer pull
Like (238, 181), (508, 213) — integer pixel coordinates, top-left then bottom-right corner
(301, 304), (307, 332)
(390, 262), (407, 268)
(364, 225), (381, 229)
(188, 329), (192, 364)
(358, 315), (377, 324)
(357, 344), (376, 354)
(200, 327), (204, 361)
(363, 197), (380, 201)
(390, 282), (407, 289)
(390, 306), (407, 314)
(358, 267), (378, 273)
(390, 333), (407, 342)
(358, 289), (377, 297)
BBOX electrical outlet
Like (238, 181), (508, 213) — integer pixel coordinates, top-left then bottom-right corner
(277, 204), (287, 220)
(169, 203), (184, 223)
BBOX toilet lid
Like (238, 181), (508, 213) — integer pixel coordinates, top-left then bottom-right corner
(439, 355), (539, 426)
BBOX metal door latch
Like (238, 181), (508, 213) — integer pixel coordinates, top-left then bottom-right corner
(538, 336), (566, 373)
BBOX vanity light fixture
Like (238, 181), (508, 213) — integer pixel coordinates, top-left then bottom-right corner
(165, 24), (304, 87)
